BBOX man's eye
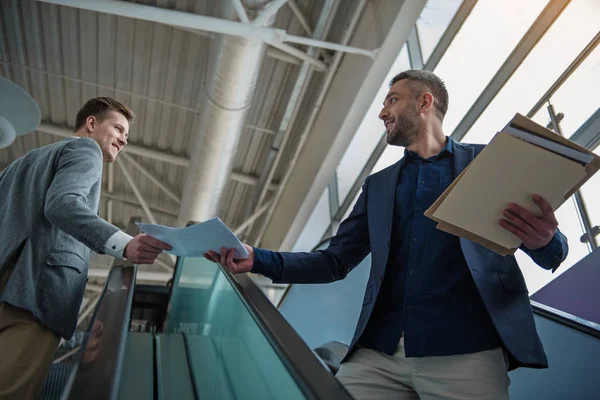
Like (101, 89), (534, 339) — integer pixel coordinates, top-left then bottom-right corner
(390, 98), (397, 104)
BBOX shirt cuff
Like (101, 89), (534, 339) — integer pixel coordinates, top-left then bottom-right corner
(528, 231), (563, 258)
(103, 231), (134, 259)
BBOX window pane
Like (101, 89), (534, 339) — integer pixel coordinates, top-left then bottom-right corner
(580, 147), (600, 235)
(336, 46), (410, 202)
(516, 198), (590, 295)
(463, 0), (600, 144)
(371, 144), (405, 174)
(292, 186), (330, 251)
(435, 0), (550, 134)
(531, 43), (600, 137)
(416, 0), (463, 63)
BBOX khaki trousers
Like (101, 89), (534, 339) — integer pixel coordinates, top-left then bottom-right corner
(336, 336), (510, 400)
(0, 267), (61, 400)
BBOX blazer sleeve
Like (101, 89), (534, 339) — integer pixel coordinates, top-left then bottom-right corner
(257, 177), (372, 284)
(520, 228), (568, 273)
(44, 138), (120, 253)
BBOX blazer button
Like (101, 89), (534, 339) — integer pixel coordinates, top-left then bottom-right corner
(387, 240), (390, 248)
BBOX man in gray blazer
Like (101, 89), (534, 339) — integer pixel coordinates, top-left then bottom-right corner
(0, 97), (171, 399)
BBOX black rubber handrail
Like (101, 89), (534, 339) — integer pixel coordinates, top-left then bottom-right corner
(531, 300), (600, 339)
(60, 262), (138, 400)
(60, 218), (141, 400)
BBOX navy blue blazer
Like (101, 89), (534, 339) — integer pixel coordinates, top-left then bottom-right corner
(260, 141), (567, 370)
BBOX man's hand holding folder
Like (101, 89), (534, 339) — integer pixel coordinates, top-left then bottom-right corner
(500, 194), (558, 250)
(425, 113), (600, 256)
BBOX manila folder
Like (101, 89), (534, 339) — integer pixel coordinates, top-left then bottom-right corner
(430, 132), (587, 252)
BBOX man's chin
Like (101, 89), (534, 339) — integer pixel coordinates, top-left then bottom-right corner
(103, 154), (117, 163)
(386, 133), (403, 146)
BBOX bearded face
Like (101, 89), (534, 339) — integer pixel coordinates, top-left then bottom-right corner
(379, 80), (422, 148)
(384, 104), (420, 147)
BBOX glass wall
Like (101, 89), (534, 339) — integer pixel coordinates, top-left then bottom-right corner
(292, 0), (600, 298)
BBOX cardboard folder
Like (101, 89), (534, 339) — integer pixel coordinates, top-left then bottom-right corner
(424, 113), (600, 256)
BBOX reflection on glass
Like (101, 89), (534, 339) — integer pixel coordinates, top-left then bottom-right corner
(462, 0), (600, 144)
(68, 266), (135, 399)
(335, 45), (410, 203)
(167, 257), (305, 400)
(435, 0), (549, 134)
(416, 0), (462, 63)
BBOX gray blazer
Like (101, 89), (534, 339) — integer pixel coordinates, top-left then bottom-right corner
(0, 137), (119, 339)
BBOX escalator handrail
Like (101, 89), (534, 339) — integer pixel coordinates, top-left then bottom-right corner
(217, 264), (354, 400)
(59, 261), (138, 400)
(531, 300), (600, 339)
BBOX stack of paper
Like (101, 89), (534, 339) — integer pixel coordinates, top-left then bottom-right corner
(137, 217), (249, 259)
(424, 113), (600, 255)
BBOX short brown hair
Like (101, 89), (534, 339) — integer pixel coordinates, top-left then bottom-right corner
(74, 97), (135, 132)
(390, 70), (449, 121)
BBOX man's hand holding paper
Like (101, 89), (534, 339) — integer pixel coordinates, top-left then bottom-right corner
(203, 244), (255, 274)
(136, 217), (249, 259)
(499, 194), (558, 250)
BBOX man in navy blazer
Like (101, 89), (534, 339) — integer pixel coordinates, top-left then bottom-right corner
(207, 70), (567, 399)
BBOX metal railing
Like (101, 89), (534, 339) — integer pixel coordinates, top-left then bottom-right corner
(59, 219), (140, 400)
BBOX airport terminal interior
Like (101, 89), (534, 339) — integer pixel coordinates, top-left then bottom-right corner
(1, 0), (599, 398)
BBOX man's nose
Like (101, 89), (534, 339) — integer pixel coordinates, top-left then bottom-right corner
(379, 107), (389, 121)
(118, 136), (127, 146)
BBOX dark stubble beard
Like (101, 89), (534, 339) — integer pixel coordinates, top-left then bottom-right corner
(386, 108), (420, 147)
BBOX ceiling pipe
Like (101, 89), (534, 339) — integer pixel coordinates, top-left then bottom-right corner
(177, 0), (274, 226)
(241, 0), (339, 237)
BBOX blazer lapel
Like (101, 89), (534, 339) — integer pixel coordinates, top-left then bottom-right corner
(452, 139), (475, 178)
(381, 157), (405, 250)
(452, 140), (480, 252)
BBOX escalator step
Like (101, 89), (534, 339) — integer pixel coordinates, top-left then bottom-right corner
(41, 362), (73, 400)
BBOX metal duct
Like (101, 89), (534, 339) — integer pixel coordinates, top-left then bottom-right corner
(177, 0), (272, 226)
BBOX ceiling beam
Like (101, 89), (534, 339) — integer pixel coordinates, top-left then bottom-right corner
(450, 0), (571, 141)
(423, 0), (478, 71)
(36, 122), (278, 189)
(286, 0), (312, 35)
(119, 152), (181, 204)
(527, 30), (600, 118)
(37, 0), (376, 61)
(116, 158), (157, 224)
(101, 192), (178, 218)
(259, 0), (427, 250)
(37, 123), (189, 166)
(252, 0), (288, 27)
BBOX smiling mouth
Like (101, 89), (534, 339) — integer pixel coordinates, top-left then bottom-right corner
(385, 120), (395, 133)
(112, 144), (120, 152)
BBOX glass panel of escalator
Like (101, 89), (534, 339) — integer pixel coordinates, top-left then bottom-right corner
(165, 256), (305, 400)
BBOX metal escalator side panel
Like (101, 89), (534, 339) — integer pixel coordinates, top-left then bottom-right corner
(60, 264), (137, 400)
(155, 333), (195, 400)
(117, 332), (154, 400)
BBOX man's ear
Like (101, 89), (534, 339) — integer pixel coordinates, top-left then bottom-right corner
(420, 92), (435, 114)
(85, 115), (97, 133)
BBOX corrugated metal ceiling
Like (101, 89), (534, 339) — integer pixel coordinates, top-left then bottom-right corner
(0, 0), (360, 275)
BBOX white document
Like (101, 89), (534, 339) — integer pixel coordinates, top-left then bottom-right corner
(137, 217), (249, 259)
(503, 125), (593, 165)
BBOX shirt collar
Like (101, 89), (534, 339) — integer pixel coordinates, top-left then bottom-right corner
(405, 136), (453, 161)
